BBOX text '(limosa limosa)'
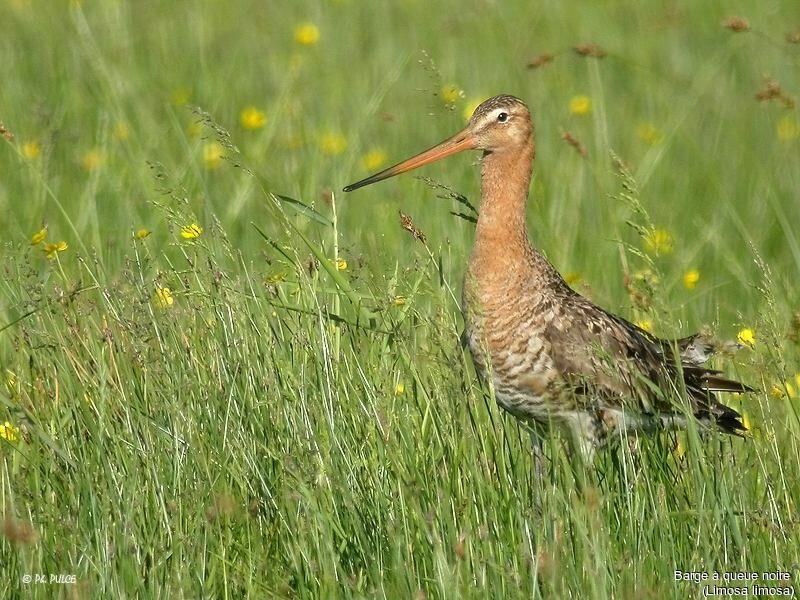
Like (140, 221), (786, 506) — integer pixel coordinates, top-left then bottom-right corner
(344, 95), (752, 461)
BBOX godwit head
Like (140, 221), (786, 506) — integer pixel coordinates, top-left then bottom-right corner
(343, 95), (531, 193)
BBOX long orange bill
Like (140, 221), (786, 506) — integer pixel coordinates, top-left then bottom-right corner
(343, 128), (476, 192)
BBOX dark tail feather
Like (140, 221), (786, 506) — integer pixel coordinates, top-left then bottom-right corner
(683, 365), (753, 436)
(699, 373), (755, 394)
(681, 365), (754, 394)
(712, 403), (748, 436)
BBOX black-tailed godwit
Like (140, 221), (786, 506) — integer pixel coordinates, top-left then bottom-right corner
(344, 95), (751, 460)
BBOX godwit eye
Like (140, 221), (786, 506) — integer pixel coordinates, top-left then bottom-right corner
(497, 112), (509, 123)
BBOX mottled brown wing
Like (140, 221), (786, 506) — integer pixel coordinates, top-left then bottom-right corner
(544, 296), (673, 413)
(545, 293), (748, 434)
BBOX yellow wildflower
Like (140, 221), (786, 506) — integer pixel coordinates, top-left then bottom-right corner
(152, 287), (174, 309)
(0, 421), (20, 442)
(43, 241), (68, 258)
(741, 412), (752, 432)
(672, 437), (686, 460)
(644, 228), (673, 255)
(564, 271), (581, 285)
(440, 84), (464, 106)
(770, 381), (796, 399)
(134, 228), (151, 240)
(240, 106), (267, 130)
(266, 271), (287, 284)
(30, 227), (47, 245)
(335, 258), (347, 271)
(320, 132), (347, 155)
(361, 149), (387, 171)
(683, 269), (700, 290)
(294, 22), (320, 46)
(81, 148), (104, 172)
(463, 97), (483, 122)
(113, 122), (130, 141)
(569, 95), (591, 116)
(203, 141), (225, 169)
(635, 319), (654, 333)
(180, 223), (203, 240)
(776, 116), (799, 142)
(395, 382), (405, 395)
(637, 122), (663, 145)
(172, 87), (192, 106)
(21, 141), (41, 160)
(772, 375), (800, 399)
(737, 328), (755, 348)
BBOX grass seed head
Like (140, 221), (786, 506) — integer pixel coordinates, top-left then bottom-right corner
(399, 211), (427, 244)
(573, 42), (606, 58)
(755, 79), (795, 108)
(3, 517), (38, 545)
(454, 533), (466, 560)
(560, 129), (587, 157)
(527, 52), (553, 69)
(206, 494), (237, 522)
(0, 122), (13, 141)
(722, 16), (750, 32)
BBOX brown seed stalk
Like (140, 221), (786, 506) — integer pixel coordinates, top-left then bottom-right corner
(560, 129), (587, 157)
(722, 17), (750, 32)
(573, 43), (606, 58)
(399, 210), (427, 244)
(527, 52), (554, 69)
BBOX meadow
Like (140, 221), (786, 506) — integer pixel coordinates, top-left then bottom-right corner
(1, 0), (799, 597)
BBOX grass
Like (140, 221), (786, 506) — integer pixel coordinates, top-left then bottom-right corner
(1, 0), (799, 597)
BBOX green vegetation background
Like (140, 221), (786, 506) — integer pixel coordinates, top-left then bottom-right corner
(1, 0), (798, 597)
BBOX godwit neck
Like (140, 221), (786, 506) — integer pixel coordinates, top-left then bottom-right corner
(472, 134), (536, 273)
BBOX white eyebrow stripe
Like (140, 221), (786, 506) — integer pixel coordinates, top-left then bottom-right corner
(477, 108), (509, 128)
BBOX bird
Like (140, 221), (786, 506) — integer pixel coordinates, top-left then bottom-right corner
(343, 94), (752, 461)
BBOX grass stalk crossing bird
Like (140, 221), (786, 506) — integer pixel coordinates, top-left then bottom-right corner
(344, 95), (752, 461)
